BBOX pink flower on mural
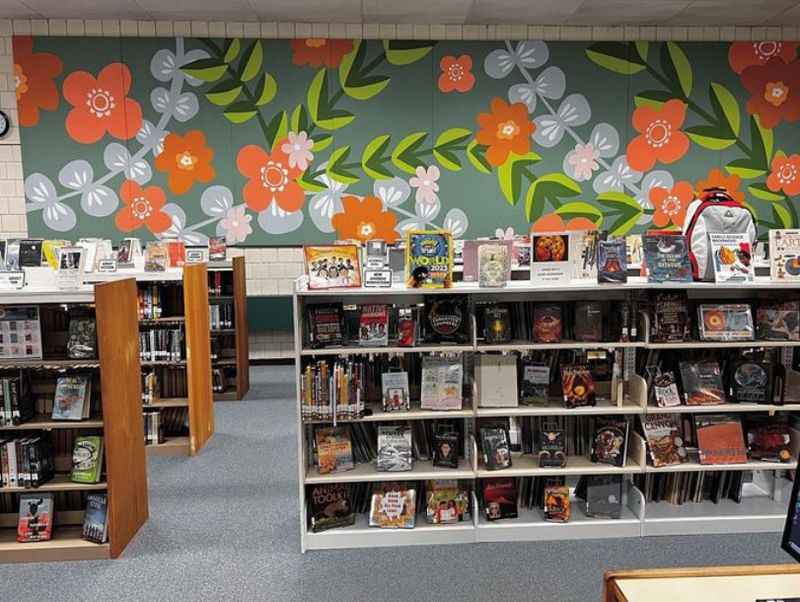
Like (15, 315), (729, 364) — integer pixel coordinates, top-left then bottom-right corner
(280, 131), (314, 171)
(409, 165), (440, 204)
(566, 143), (600, 181)
(219, 205), (253, 244)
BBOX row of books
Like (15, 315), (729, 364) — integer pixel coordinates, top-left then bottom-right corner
(209, 303), (233, 330)
(0, 435), (104, 488)
(143, 411), (164, 446)
(634, 471), (749, 505)
(208, 270), (231, 296)
(141, 367), (188, 404)
(139, 327), (184, 362)
(16, 491), (108, 544)
(0, 375), (34, 426)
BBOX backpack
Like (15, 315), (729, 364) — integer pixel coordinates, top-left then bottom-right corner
(681, 187), (756, 281)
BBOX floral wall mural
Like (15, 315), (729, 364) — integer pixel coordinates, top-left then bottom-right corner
(15, 36), (800, 245)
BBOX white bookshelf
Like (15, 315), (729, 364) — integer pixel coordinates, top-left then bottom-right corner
(293, 277), (800, 551)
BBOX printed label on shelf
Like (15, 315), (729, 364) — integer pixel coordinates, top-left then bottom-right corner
(0, 271), (25, 289)
(186, 249), (206, 263)
(97, 259), (117, 272)
(364, 269), (392, 288)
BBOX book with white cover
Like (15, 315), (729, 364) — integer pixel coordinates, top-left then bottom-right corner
(769, 229), (800, 281)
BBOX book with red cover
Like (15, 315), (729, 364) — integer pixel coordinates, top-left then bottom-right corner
(695, 414), (747, 465)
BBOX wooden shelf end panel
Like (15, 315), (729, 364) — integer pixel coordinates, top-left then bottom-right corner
(95, 277), (149, 559)
(233, 255), (249, 399)
(184, 263), (214, 455)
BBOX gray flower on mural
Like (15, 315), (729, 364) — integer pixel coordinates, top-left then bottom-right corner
(136, 120), (168, 157)
(57, 160), (119, 218)
(508, 65), (566, 113)
(24, 173), (77, 232)
(442, 208), (469, 238)
(258, 202), (304, 235)
(533, 93), (591, 148)
(159, 203), (209, 245)
(414, 196), (441, 221)
(484, 41), (549, 79)
(562, 123), (619, 182)
(150, 47), (209, 87)
(396, 216), (425, 235)
(593, 156), (643, 194)
(103, 143), (152, 184)
(374, 176), (410, 209)
(309, 167), (348, 233)
(150, 87), (199, 122)
(200, 184), (234, 218)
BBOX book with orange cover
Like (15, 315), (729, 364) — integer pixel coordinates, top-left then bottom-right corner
(695, 414), (747, 465)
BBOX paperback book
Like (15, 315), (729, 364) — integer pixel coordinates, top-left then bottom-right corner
(208, 236), (227, 262)
(483, 478), (518, 521)
(17, 493), (54, 543)
(309, 484), (355, 532)
(538, 422), (566, 468)
(369, 483), (416, 529)
(82, 493), (108, 543)
(574, 301), (603, 342)
(376, 425), (413, 472)
(560, 364), (596, 408)
(52, 375), (92, 421)
(519, 360), (550, 406)
(315, 427), (354, 475)
(420, 356), (463, 410)
(478, 243), (511, 287)
(680, 361), (726, 405)
(652, 371), (681, 408)
(570, 229), (599, 280)
(381, 371), (410, 412)
(597, 238), (627, 283)
(483, 305), (511, 344)
(432, 428), (460, 468)
(756, 301), (800, 341)
(71, 436), (103, 483)
(769, 228), (800, 280)
(18, 239), (43, 267)
(308, 304), (345, 347)
(642, 413), (688, 467)
(708, 232), (754, 283)
(405, 230), (453, 289)
(591, 418), (629, 467)
(642, 232), (692, 282)
(532, 304), (562, 343)
(745, 416), (792, 462)
(422, 296), (470, 343)
(729, 360), (776, 404)
(358, 304), (388, 347)
(695, 414), (747, 465)
(425, 480), (470, 524)
(480, 426), (512, 470)
(544, 484), (570, 522)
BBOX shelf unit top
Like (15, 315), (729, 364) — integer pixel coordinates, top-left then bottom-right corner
(0, 286), (95, 305)
(86, 269), (184, 282)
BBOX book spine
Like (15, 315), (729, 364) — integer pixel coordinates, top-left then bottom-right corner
(7, 439), (17, 488)
(10, 377), (19, 425)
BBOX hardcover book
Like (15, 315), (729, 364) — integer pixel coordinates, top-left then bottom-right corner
(652, 371), (681, 408)
(309, 484), (355, 533)
(405, 230), (453, 289)
(425, 480), (470, 524)
(478, 243), (510, 287)
(642, 413), (688, 467)
(369, 483), (416, 529)
(55, 246), (85, 289)
(358, 304), (388, 347)
(533, 304), (562, 343)
(165, 239), (186, 267)
(42, 240), (67, 270)
(432, 429), (460, 468)
(309, 304), (345, 347)
(520, 360), (550, 406)
(756, 301), (800, 341)
(574, 301), (603, 342)
(480, 426), (512, 470)
(376, 425), (413, 472)
(483, 305), (511, 344)
(570, 229), (599, 280)
(475, 354), (518, 408)
(315, 427), (354, 475)
(462, 240), (513, 282)
(745, 416), (792, 462)
(82, 493), (108, 543)
(304, 245), (362, 290)
(4, 239), (19, 270)
(18, 239), (43, 267)
(769, 228), (800, 280)
(71, 436), (103, 483)
(729, 361), (775, 404)
(695, 414), (747, 465)
(67, 317), (97, 359)
(483, 478), (518, 521)
(651, 292), (690, 342)
(561, 364), (596, 408)
(544, 484), (570, 522)
(381, 371), (410, 412)
(698, 304), (754, 341)
(597, 238), (627, 283)
(643, 232), (692, 282)
(144, 241), (168, 272)
(423, 296), (470, 344)
(585, 475), (623, 519)
(17, 493), (54, 543)
(52, 375), (91, 421)
(208, 236), (227, 261)
(531, 233), (570, 284)
(538, 422), (566, 468)
(397, 307), (416, 347)
(680, 361), (726, 405)
(591, 418), (629, 467)
(420, 356), (463, 410)
(511, 236), (531, 269)
(708, 232), (754, 283)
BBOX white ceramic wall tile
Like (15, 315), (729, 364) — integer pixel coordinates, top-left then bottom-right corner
(278, 23), (295, 38)
(191, 21), (210, 36)
(174, 21), (191, 36)
(120, 20), (138, 36)
(31, 20), (48, 36)
(244, 22), (261, 38)
(155, 21), (174, 36)
(209, 22), (226, 37)
(396, 24), (413, 39)
(260, 22), (278, 38)
(49, 20), (67, 36)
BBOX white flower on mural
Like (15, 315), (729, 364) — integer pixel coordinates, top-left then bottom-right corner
(103, 142), (152, 184)
(484, 41), (549, 80)
(150, 87), (199, 122)
(563, 123), (619, 181)
(57, 160), (119, 218)
(200, 185), (234, 218)
(24, 173), (77, 232)
(508, 65), (566, 113)
(593, 156), (643, 194)
(495, 226), (515, 239)
(150, 47), (210, 87)
(281, 131), (314, 171)
(309, 166), (348, 233)
(258, 202), (304, 235)
(442, 208), (469, 238)
(158, 203), (209, 245)
(533, 93), (591, 148)
(374, 177), (410, 209)
(409, 165), (440, 206)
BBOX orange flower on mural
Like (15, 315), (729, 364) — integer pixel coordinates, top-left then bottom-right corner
(728, 41), (799, 74)
(154, 130), (216, 195)
(530, 213), (598, 233)
(331, 195), (399, 243)
(767, 153), (800, 196)
(63, 63), (143, 144)
(236, 142), (304, 213)
(650, 181), (694, 228)
(115, 180), (171, 235)
(291, 39), (354, 68)
(12, 36), (63, 127)
(741, 57), (800, 129)
(476, 97), (535, 166)
(626, 99), (689, 172)
(438, 55), (475, 93)
(695, 167), (744, 204)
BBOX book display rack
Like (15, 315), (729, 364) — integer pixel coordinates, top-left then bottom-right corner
(89, 264), (214, 457)
(294, 277), (800, 551)
(0, 279), (148, 562)
(208, 257), (249, 401)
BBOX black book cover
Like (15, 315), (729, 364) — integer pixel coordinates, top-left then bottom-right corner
(309, 484), (355, 533)
(18, 239), (43, 268)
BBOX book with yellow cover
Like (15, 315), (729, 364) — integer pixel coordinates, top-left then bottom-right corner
(405, 230), (453, 288)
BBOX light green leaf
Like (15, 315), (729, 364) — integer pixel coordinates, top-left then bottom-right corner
(307, 69), (325, 123)
(290, 105), (307, 133)
(254, 73), (277, 106)
(240, 41), (263, 82)
(752, 115), (774, 165)
(339, 41), (390, 101)
(261, 110), (288, 149)
(467, 141), (492, 174)
(361, 134), (393, 180)
(555, 201), (603, 226)
(608, 209), (643, 236)
(181, 58), (227, 82)
(223, 101), (258, 124)
(686, 125), (735, 150)
(595, 191), (641, 211)
(666, 42), (693, 97)
(391, 132), (428, 174)
(205, 79), (243, 106)
(327, 146), (360, 185)
(635, 41), (649, 61)
(773, 204), (794, 228)
(710, 82), (740, 136)
(435, 128), (472, 149)
(298, 170), (327, 193)
(634, 90), (674, 109)
(521, 170), (578, 217)
(725, 158), (767, 180)
(383, 40), (435, 66)
(433, 148), (461, 171)
(224, 39), (241, 63)
(585, 42), (646, 75)
(748, 183), (786, 202)
(311, 134), (333, 152)
(595, 192), (643, 235)
(306, 68), (355, 131)
(272, 111), (288, 150)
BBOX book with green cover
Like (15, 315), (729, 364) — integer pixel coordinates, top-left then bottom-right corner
(71, 436), (103, 484)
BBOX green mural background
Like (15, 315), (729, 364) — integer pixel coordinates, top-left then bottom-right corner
(14, 36), (800, 245)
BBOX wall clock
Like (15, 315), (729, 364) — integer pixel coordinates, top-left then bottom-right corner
(0, 111), (9, 138)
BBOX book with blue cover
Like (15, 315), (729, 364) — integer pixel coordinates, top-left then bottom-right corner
(643, 232), (693, 283)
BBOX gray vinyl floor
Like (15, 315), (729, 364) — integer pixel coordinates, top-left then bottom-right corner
(0, 365), (793, 602)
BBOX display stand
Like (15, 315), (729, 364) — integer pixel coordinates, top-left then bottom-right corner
(208, 257), (249, 401)
(0, 278), (148, 562)
(294, 277), (800, 551)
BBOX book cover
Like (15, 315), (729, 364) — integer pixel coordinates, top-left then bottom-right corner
(358, 304), (388, 347)
(585, 475), (623, 519)
(423, 296), (470, 343)
(756, 301), (800, 341)
(425, 480), (470, 524)
(698, 303), (754, 341)
(208, 236), (227, 261)
(626, 234), (643, 268)
(695, 414), (747, 465)
(478, 242), (510, 287)
(376, 425), (413, 472)
(538, 423), (566, 468)
(397, 307), (416, 347)
(520, 361), (550, 406)
(304, 245), (362, 290)
(42, 240), (67, 270)
(643, 232), (692, 282)
(432, 430), (460, 468)
(652, 371), (681, 408)
(483, 478), (518, 521)
(729, 361), (775, 404)
(532, 304), (562, 343)
(591, 418), (628, 467)
(651, 292), (690, 342)
(67, 317), (97, 359)
(708, 232), (754, 283)
(511, 236), (531, 269)
(745, 416), (792, 462)
(381, 371), (410, 412)
(4, 239), (19, 270)
(56, 246), (86, 289)
(642, 413), (688, 467)
(144, 242), (168, 272)
(315, 427), (354, 475)
(680, 361), (726, 405)
(544, 485), (570, 522)
(531, 233), (570, 284)
(561, 364), (596, 408)
(165, 240), (186, 267)
(369, 483), (416, 529)
(480, 426), (512, 470)
(574, 301), (603, 342)
(570, 229), (599, 280)
(18, 239), (43, 268)
(483, 305), (511, 344)
(420, 356), (463, 410)
(309, 304), (344, 347)
(17, 493), (54, 543)
(475, 354), (518, 407)
(597, 238), (627, 283)
(71, 436), (103, 483)
(309, 484), (355, 533)
(82, 493), (108, 543)
(52, 375), (90, 421)
(769, 228), (800, 280)
(405, 230), (453, 288)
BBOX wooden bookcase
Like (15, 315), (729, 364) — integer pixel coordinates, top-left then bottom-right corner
(293, 277), (800, 551)
(89, 264), (215, 457)
(208, 257), (249, 401)
(0, 278), (148, 562)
